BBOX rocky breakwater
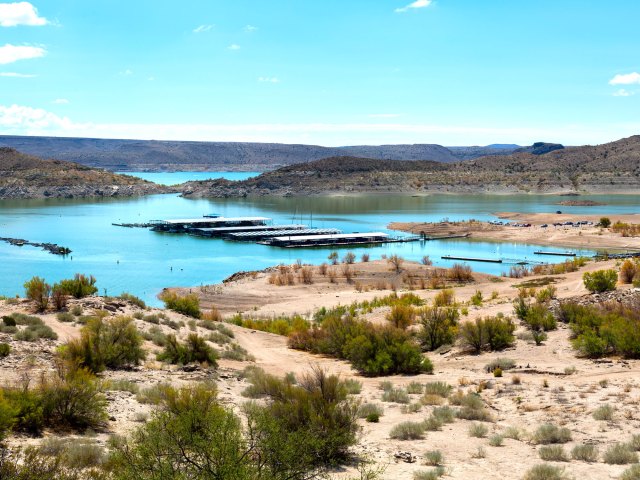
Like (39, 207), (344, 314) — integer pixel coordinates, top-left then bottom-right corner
(0, 237), (72, 255)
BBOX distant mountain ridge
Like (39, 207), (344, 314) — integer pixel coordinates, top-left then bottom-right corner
(0, 135), (521, 171)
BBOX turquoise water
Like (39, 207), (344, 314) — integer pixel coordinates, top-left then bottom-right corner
(117, 171), (260, 185)
(1, 178), (638, 306)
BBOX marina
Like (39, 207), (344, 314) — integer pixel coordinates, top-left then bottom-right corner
(441, 255), (503, 264)
(534, 250), (577, 257)
(190, 224), (308, 238)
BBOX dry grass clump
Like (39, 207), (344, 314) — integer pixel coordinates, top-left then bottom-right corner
(357, 402), (384, 419)
(382, 388), (410, 404)
(592, 403), (615, 421)
(424, 450), (444, 466)
(447, 263), (474, 282)
(532, 424), (572, 444)
(468, 423), (489, 438)
(489, 434), (504, 447)
(413, 468), (446, 480)
(603, 443), (638, 465)
(620, 465), (640, 480)
(406, 381), (424, 394)
(401, 402), (422, 414)
(389, 421), (425, 440)
(538, 445), (568, 462)
(523, 464), (569, 480)
(571, 444), (598, 462)
(423, 381), (452, 398)
(431, 406), (456, 424)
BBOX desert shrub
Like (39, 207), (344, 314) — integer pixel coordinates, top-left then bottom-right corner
(135, 383), (173, 405)
(448, 263), (474, 282)
(56, 312), (74, 323)
(600, 217), (611, 228)
(592, 403), (615, 421)
(417, 306), (459, 351)
(484, 357), (516, 373)
(386, 304), (415, 330)
(523, 464), (568, 480)
(629, 434), (640, 451)
(406, 381), (424, 394)
(455, 393), (492, 422)
(118, 292), (147, 309)
(378, 380), (393, 391)
(563, 302), (640, 358)
(387, 254), (404, 273)
(468, 422), (488, 438)
(620, 465), (640, 480)
(603, 443), (638, 464)
(401, 402), (422, 414)
(159, 291), (201, 318)
(361, 253), (370, 262)
(424, 450), (444, 466)
(433, 289), (455, 307)
(470, 290), (483, 306)
(620, 260), (639, 283)
(431, 406), (456, 424)
(523, 304), (557, 332)
(533, 424), (572, 444)
(9, 313), (57, 342)
(58, 274), (98, 298)
(23, 276), (51, 312)
(489, 434), (504, 447)
(413, 468), (446, 480)
(231, 313), (310, 336)
(459, 315), (515, 353)
(341, 378), (362, 395)
(39, 437), (106, 469)
(0, 343), (10, 358)
(289, 313), (432, 376)
(503, 426), (524, 440)
(71, 305), (83, 316)
(357, 402), (384, 419)
(390, 421), (425, 440)
(532, 330), (548, 346)
(342, 252), (356, 264)
(382, 388), (410, 404)
(157, 333), (218, 367)
(538, 445), (568, 462)
(583, 269), (617, 293)
(571, 444), (598, 462)
(62, 316), (146, 373)
(0, 446), (107, 480)
(423, 381), (452, 398)
(107, 379), (140, 394)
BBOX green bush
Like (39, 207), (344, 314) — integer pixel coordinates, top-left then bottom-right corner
(423, 381), (452, 398)
(538, 445), (568, 462)
(23, 276), (51, 312)
(157, 333), (218, 366)
(382, 388), (410, 404)
(417, 306), (459, 351)
(459, 315), (515, 353)
(424, 450), (444, 466)
(599, 217), (611, 228)
(532, 424), (572, 444)
(489, 434), (504, 447)
(0, 446), (106, 480)
(8, 313), (57, 342)
(289, 313), (432, 376)
(0, 342), (11, 358)
(342, 378), (362, 394)
(406, 381), (424, 394)
(523, 304), (557, 332)
(389, 421), (425, 440)
(159, 291), (201, 318)
(58, 274), (98, 298)
(61, 316), (146, 373)
(583, 269), (617, 293)
(431, 406), (456, 424)
(118, 292), (147, 309)
(56, 312), (75, 323)
(357, 402), (384, 419)
(571, 444), (598, 462)
(468, 422), (488, 438)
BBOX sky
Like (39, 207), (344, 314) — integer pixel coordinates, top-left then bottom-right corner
(0, 0), (639, 146)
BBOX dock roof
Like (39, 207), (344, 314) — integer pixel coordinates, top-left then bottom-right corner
(230, 228), (341, 238)
(196, 224), (306, 233)
(159, 216), (270, 225)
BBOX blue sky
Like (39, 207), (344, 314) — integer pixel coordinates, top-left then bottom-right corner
(1, 0), (639, 146)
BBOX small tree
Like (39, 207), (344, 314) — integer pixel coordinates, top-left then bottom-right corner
(59, 274), (98, 298)
(343, 252), (356, 264)
(619, 259), (638, 284)
(23, 276), (51, 312)
(583, 269), (617, 293)
(599, 217), (611, 228)
(51, 283), (68, 311)
(328, 251), (339, 265)
(417, 306), (459, 351)
(388, 254), (404, 273)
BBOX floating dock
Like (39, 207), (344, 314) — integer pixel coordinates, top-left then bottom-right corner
(151, 216), (271, 233)
(441, 255), (503, 263)
(266, 232), (419, 248)
(534, 251), (576, 257)
(191, 224), (307, 238)
(228, 228), (342, 241)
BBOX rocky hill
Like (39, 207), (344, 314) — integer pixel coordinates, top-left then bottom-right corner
(180, 135), (640, 197)
(0, 147), (170, 199)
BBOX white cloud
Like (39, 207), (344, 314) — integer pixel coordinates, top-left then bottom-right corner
(228, 44), (241, 50)
(53, 98), (69, 104)
(612, 89), (634, 97)
(368, 113), (401, 118)
(0, 2), (47, 27)
(193, 24), (213, 33)
(0, 71), (35, 77)
(395, 0), (432, 13)
(258, 76), (279, 83)
(0, 104), (78, 130)
(609, 72), (640, 86)
(119, 68), (133, 76)
(244, 24), (257, 32)
(0, 43), (45, 64)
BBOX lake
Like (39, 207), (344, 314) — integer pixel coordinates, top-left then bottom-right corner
(117, 171), (260, 185)
(1, 173), (638, 306)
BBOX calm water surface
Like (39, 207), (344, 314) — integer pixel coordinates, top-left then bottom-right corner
(117, 171), (260, 185)
(1, 172), (638, 306)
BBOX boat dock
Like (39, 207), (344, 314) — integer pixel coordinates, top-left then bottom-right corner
(534, 251), (576, 257)
(150, 216), (271, 233)
(265, 232), (420, 248)
(441, 255), (503, 263)
(191, 224), (307, 238)
(227, 228), (342, 241)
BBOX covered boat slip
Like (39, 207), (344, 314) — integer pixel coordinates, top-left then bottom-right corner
(227, 228), (342, 241)
(150, 216), (271, 232)
(191, 224), (307, 238)
(265, 232), (419, 248)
